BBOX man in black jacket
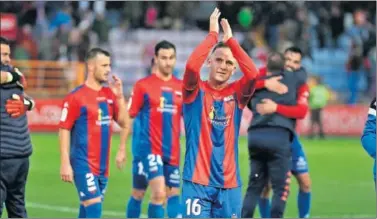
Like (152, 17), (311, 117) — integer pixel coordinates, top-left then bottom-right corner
(241, 52), (309, 218)
(0, 36), (35, 218)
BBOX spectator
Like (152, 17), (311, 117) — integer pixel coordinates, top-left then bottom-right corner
(91, 13), (111, 45)
(329, 2), (344, 47)
(346, 41), (363, 104)
(308, 75), (330, 139)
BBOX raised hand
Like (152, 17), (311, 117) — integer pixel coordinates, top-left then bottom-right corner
(209, 8), (221, 33)
(220, 18), (233, 42)
(109, 75), (124, 98)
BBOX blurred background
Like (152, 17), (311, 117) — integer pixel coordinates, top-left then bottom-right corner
(1, 1), (375, 99)
(0, 1), (376, 218)
(0, 0), (375, 136)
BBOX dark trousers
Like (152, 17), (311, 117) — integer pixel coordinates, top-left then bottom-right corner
(242, 127), (292, 218)
(0, 157), (29, 218)
(310, 108), (325, 138)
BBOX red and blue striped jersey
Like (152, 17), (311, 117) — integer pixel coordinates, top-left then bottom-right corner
(128, 74), (182, 166)
(182, 32), (259, 188)
(59, 84), (119, 177)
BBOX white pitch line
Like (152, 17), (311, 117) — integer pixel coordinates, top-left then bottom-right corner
(26, 202), (375, 218)
(27, 202), (147, 218)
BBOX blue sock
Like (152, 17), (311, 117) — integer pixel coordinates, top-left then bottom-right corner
(167, 196), (181, 218)
(298, 191), (311, 218)
(78, 204), (86, 218)
(126, 196), (142, 218)
(258, 198), (271, 218)
(148, 203), (164, 218)
(85, 202), (102, 218)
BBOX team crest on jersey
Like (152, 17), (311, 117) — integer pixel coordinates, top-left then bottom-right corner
(207, 105), (230, 128)
(96, 109), (111, 126)
(158, 96), (178, 114)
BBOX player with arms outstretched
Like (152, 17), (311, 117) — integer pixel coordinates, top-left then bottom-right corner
(361, 97), (376, 184)
(181, 8), (259, 218)
(127, 41), (183, 218)
(59, 48), (128, 218)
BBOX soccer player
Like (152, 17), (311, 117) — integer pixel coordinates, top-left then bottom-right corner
(256, 47), (312, 218)
(124, 58), (158, 218)
(59, 48), (128, 218)
(127, 40), (183, 218)
(0, 36), (35, 218)
(181, 8), (259, 218)
(361, 97), (376, 184)
(242, 52), (309, 218)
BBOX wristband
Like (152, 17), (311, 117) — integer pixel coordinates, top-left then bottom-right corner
(24, 97), (35, 111)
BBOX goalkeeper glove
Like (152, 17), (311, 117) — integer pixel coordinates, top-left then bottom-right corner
(5, 94), (34, 118)
(3, 67), (27, 89)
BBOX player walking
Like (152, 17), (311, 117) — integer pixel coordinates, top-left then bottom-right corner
(59, 48), (128, 218)
(181, 8), (259, 218)
(124, 58), (156, 218)
(127, 41), (183, 218)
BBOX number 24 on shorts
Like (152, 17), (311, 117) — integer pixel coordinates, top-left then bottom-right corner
(147, 154), (163, 172)
(186, 198), (201, 216)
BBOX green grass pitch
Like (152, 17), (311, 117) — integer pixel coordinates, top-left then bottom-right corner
(4, 133), (375, 218)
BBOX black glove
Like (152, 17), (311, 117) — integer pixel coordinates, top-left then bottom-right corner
(1, 64), (26, 86)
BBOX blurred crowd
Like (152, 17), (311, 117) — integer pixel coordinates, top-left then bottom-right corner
(0, 1), (376, 103)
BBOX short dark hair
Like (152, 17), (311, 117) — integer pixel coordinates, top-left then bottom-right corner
(267, 52), (285, 73)
(0, 36), (10, 46)
(155, 40), (176, 56)
(85, 48), (110, 62)
(284, 46), (303, 56)
(211, 42), (229, 54)
(151, 58), (155, 67)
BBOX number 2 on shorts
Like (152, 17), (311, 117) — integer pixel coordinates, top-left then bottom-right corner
(86, 173), (96, 192)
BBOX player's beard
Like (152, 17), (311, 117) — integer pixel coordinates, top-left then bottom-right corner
(159, 66), (173, 77)
(95, 73), (108, 84)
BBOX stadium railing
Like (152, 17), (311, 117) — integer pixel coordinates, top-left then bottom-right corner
(12, 60), (86, 98)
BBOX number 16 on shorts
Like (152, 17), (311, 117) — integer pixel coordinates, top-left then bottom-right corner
(186, 198), (201, 216)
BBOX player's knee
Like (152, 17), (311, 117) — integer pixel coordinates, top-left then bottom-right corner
(297, 173), (311, 192)
(81, 197), (102, 207)
(131, 189), (146, 200)
(149, 176), (166, 203)
(150, 189), (166, 204)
